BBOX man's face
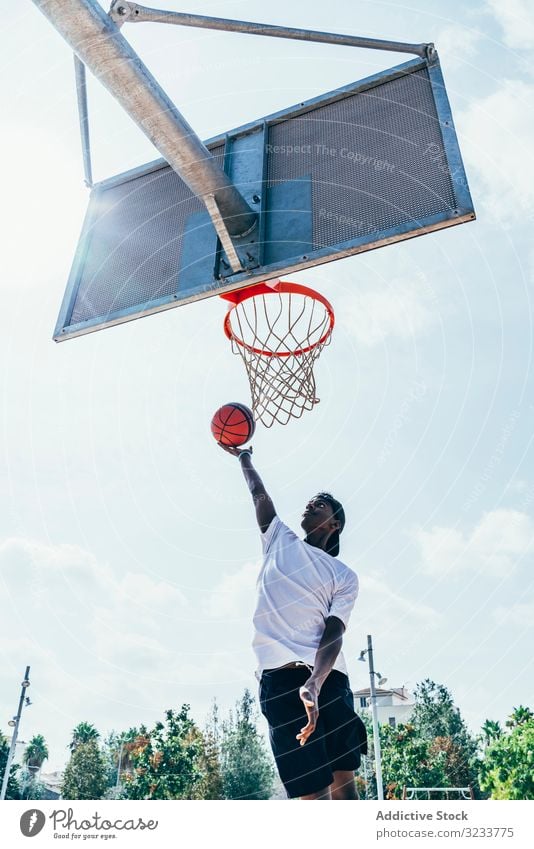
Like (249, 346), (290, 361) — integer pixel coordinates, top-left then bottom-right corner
(301, 496), (339, 536)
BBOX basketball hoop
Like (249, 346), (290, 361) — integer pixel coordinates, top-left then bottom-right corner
(221, 280), (335, 427)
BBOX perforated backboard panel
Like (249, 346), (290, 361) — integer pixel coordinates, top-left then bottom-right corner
(69, 145), (225, 325)
(55, 56), (474, 341)
(267, 68), (456, 246)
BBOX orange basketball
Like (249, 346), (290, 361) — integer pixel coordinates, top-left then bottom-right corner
(211, 402), (256, 447)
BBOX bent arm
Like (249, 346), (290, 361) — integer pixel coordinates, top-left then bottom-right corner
(309, 615), (345, 690)
(296, 616), (345, 746)
(238, 451), (277, 533)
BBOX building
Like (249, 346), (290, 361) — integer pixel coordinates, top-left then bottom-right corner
(39, 771), (62, 800)
(353, 686), (415, 728)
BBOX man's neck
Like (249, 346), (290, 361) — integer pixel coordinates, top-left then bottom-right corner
(304, 531), (329, 552)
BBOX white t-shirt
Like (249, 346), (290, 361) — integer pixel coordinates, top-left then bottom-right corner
(252, 516), (359, 675)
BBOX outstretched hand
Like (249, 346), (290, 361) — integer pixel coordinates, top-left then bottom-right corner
(297, 680), (320, 746)
(220, 443), (253, 458)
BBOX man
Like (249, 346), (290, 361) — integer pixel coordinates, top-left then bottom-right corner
(222, 443), (366, 800)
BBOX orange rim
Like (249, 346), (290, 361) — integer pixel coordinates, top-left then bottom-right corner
(221, 280), (335, 357)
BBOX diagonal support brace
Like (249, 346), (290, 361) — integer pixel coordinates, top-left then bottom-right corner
(32, 0), (256, 240)
(109, 1), (435, 61)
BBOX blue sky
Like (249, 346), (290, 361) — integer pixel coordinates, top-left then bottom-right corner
(1, 0), (533, 773)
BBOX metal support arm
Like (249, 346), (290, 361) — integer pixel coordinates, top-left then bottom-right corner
(32, 0), (255, 246)
(74, 56), (93, 188)
(109, 1), (435, 61)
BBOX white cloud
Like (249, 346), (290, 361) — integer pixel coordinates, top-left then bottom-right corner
(460, 79), (534, 221)
(336, 272), (437, 347)
(413, 509), (534, 577)
(493, 602), (534, 627)
(108, 570), (187, 618)
(341, 572), (443, 685)
(436, 24), (483, 60)
(0, 537), (107, 612)
(358, 574), (440, 629)
(3, 125), (87, 290)
(0, 536), (188, 676)
(0, 537), (186, 614)
(507, 479), (531, 495)
(203, 560), (259, 619)
(486, 0), (534, 50)
(202, 558), (443, 697)
(0, 536), (246, 769)
(203, 559), (440, 638)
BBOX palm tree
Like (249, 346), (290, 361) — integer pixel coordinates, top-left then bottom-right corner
(505, 706), (533, 729)
(23, 734), (49, 773)
(69, 722), (100, 753)
(481, 719), (502, 746)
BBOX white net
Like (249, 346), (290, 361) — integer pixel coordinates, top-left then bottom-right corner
(224, 283), (334, 428)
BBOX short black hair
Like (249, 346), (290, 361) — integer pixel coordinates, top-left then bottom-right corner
(314, 492), (345, 556)
(314, 492), (345, 528)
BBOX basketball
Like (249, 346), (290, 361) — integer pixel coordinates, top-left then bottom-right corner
(211, 402), (256, 447)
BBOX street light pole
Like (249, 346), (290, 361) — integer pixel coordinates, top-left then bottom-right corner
(1, 666), (31, 801)
(367, 636), (384, 801)
(115, 740), (124, 792)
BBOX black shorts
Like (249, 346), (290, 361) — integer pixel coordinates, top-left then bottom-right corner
(259, 666), (367, 798)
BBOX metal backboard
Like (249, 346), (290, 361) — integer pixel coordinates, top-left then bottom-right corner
(55, 56), (475, 341)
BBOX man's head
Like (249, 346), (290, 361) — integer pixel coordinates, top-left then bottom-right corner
(301, 492), (346, 556)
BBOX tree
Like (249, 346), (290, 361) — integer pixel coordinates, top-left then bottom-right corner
(187, 725), (224, 800)
(219, 689), (275, 800)
(506, 706), (533, 729)
(18, 734), (49, 801)
(61, 740), (108, 800)
(101, 728), (143, 797)
(410, 679), (480, 793)
(412, 680), (472, 741)
(69, 721), (100, 753)
(481, 720), (502, 747)
(361, 680), (484, 799)
(356, 710), (376, 799)
(23, 734), (49, 772)
(479, 709), (534, 800)
(0, 733), (21, 800)
(380, 723), (448, 800)
(18, 767), (47, 801)
(122, 707), (206, 800)
(195, 700), (224, 800)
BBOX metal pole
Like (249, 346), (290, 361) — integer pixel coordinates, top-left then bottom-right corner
(73, 56), (93, 188)
(115, 740), (124, 790)
(0, 666), (31, 801)
(31, 0), (255, 238)
(110, 2), (433, 60)
(367, 636), (384, 801)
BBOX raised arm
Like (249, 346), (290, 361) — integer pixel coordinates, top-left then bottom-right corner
(222, 446), (276, 533)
